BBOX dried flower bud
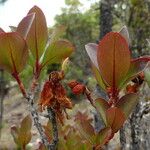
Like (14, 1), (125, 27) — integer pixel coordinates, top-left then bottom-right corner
(68, 80), (79, 89)
(126, 84), (138, 93)
(72, 84), (85, 95)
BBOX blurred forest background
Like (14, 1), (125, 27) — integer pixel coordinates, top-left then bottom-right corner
(0, 0), (150, 149)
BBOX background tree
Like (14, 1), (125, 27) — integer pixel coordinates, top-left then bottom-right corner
(0, 0), (7, 4)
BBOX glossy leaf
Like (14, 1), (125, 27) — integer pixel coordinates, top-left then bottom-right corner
(17, 13), (35, 39)
(120, 57), (149, 88)
(95, 98), (110, 125)
(95, 127), (112, 146)
(42, 40), (74, 67)
(119, 26), (130, 46)
(18, 131), (32, 148)
(106, 107), (126, 133)
(0, 32), (28, 73)
(75, 111), (94, 137)
(92, 64), (107, 90)
(116, 93), (138, 118)
(97, 32), (130, 88)
(18, 115), (32, 147)
(129, 58), (149, 77)
(85, 43), (99, 69)
(20, 115), (32, 133)
(27, 5), (48, 59)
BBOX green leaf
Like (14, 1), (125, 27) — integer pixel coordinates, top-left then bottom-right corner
(20, 115), (32, 133)
(92, 64), (107, 90)
(95, 98), (110, 125)
(128, 58), (148, 78)
(97, 32), (130, 88)
(106, 107), (126, 133)
(18, 115), (32, 147)
(120, 57), (149, 88)
(27, 5), (48, 59)
(42, 40), (74, 67)
(95, 127), (112, 147)
(0, 32), (28, 74)
(17, 13), (35, 39)
(18, 131), (32, 148)
(116, 93), (138, 118)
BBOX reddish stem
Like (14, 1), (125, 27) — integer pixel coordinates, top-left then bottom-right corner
(12, 72), (27, 97)
(34, 61), (42, 80)
(131, 57), (150, 62)
(30, 77), (38, 92)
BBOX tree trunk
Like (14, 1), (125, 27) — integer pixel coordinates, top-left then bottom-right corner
(99, 0), (113, 40)
(94, 0), (114, 134)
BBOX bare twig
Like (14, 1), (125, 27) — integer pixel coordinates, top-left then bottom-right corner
(26, 84), (59, 149)
(47, 108), (59, 150)
(16, 72), (59, 149)
(26, 92), (50, 147)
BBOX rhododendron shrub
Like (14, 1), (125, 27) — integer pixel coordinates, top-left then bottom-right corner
(0, 5), (74, 150)
(0, 4), (149, 150)
(83, 26), (150, 149)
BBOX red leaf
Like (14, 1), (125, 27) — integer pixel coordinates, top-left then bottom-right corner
(95, 127), (112, 147)
(95, 98), (110, 125)
(106, 107), (126, 133)
(75, 111), (94, 137)
(97, 32), (130, 88)
(27, 5), (48, 59)
(17, 13), (35, 39)
(0, 32), (28, 74)
(116, 93), (138, 118)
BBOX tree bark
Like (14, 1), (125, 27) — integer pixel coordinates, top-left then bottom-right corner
(120, 125), (127, 150)
(99, 0), (113, 40)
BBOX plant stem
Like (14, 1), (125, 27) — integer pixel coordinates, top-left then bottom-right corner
(26, 92), (50, 148)
(47, 108), (59, 150)
(14, 72), (59, 149)
(12, 73), (27, 97)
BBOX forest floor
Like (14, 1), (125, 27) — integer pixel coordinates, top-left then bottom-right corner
(0, 86), (122, 150)
(0, 87), (30, 149)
